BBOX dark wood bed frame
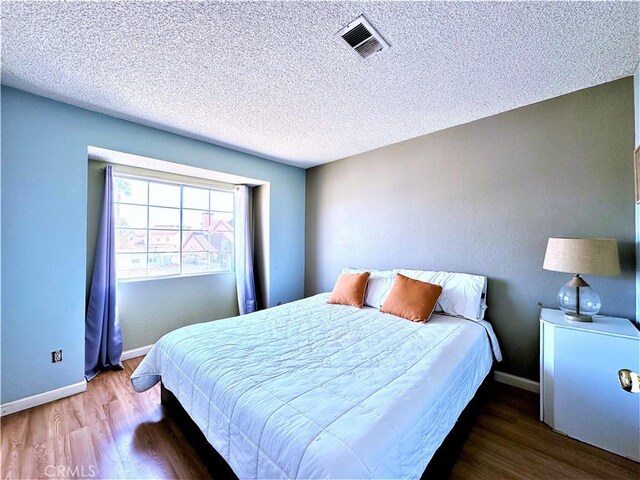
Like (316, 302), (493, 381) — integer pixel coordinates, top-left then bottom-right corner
(160, 371), (493, 480)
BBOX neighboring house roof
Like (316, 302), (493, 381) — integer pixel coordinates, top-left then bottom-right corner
(116, 220), (233, 255)
(183, 232), (217, 253)
(206, 220), (234, 254)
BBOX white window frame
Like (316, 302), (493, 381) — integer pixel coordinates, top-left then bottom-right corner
(113, 173), (235, 282)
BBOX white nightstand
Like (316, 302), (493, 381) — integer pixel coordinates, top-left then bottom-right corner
(539, 308), (640, 461)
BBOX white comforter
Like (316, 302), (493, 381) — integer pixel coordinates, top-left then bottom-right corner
(131, 293), (501, 479)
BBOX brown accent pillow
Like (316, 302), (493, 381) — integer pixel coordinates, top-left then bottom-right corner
(380, 273), (443, 322)
(327, 272), (371, 308)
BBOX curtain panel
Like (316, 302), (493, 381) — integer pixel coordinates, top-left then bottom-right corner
(85, 165), (123, 380)
(234, 185), (257, 314)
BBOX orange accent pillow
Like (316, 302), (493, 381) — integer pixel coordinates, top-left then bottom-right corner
(380, 273), (443, 322)
(327, 272), (371, 308)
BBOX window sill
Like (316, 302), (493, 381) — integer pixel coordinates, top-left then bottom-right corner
(117, 270), (234, 284)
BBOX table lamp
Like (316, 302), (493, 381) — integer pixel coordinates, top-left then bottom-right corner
(543, 238), (620, 322)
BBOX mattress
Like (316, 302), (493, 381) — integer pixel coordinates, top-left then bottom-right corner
(131, 293), (501, 479)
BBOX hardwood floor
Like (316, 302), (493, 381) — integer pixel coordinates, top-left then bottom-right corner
(1, 358), (638, 479)
(1, 358), (209, 480)
(449, 384), (639, 480)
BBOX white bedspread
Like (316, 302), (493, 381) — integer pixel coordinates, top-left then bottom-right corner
(131, 293), (501, 479)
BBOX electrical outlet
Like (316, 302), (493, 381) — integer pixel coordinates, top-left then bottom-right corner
(51, 350), (63, 363)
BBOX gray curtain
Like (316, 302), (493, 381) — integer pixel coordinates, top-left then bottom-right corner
(234, 185), (257, 314)
(85, 165), (122, 380)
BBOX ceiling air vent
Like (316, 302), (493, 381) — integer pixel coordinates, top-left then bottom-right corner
(337, 15), (389, 60)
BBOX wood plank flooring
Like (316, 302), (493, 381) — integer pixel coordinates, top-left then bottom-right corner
(1, 358), (638, 479)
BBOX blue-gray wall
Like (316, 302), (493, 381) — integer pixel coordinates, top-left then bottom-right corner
(0, 86), (305, 404)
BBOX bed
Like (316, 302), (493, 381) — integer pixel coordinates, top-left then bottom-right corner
(131, 289), (501, 479)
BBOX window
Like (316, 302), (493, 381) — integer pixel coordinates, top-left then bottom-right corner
(114, 174), (234, 280)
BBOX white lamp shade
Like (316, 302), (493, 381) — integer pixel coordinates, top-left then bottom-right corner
(543, 238), (621, 276)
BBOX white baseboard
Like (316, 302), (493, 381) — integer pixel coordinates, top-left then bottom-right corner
(494, 370), (540, 393)
(0, 380), (87, 417)
(0, 344), (153, 417)
(121, 344), (154, 361)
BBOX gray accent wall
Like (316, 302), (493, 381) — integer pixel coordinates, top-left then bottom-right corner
(635, 64), (639, 146)
(305, 77), (636, 381)
(634, 63), (639, 324)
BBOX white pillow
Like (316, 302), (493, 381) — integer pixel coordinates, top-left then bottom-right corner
(395, 269), (487, 321)
(342, 268), (395, 308)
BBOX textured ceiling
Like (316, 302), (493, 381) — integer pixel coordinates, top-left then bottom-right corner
(2, 1), (638, 169)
